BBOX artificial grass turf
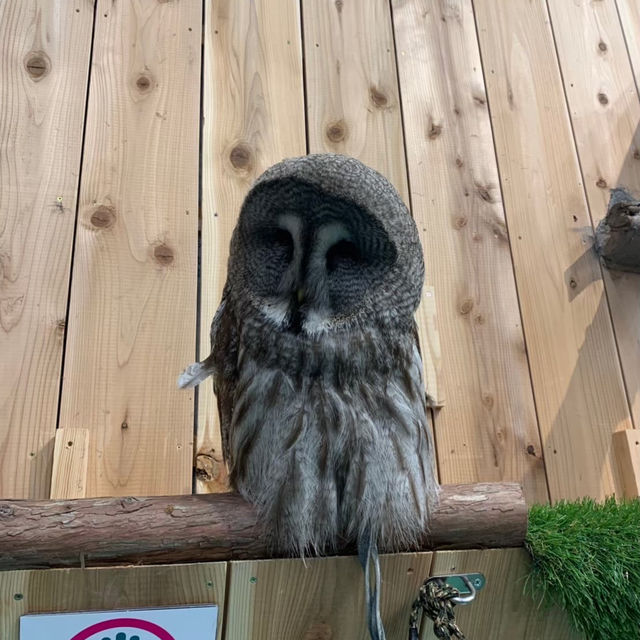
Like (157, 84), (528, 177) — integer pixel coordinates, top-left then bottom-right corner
(525, 497), (640, 639)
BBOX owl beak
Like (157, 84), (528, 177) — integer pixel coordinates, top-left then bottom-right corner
(296, 287), (305, 304)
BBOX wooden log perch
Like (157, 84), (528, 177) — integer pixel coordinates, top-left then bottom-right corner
(595, 188), (640, 272)
(0, 483), (526, 570)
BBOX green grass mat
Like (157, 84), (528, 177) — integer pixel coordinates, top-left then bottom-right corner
(525, 497), (640, 639)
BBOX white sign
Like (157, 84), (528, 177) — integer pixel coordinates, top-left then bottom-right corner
(20, 605), (218, 640)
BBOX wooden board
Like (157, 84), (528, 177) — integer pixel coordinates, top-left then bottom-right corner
(392, 0), (547, 503)
(613, 429), (640, 497)
(617, 0), (640, 90)
(49, 428), (89, 499)
(58, 0), (202, 496)
(0, 562), (227, 640)
(547, 0), (640, 428)
(303, 0), (444, 411)
(423, 549), (579, 639)
(474, 0), (632, 501)
(225, 553), (433, 639)
(0, 0), (94, 498)
(197, 0), (307, 493)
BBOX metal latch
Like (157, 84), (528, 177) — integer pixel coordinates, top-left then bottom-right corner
(427, 572), (486, 604)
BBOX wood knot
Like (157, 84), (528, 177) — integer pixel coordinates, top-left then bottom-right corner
(121, 420), (129, 430)
(153, 243), (174, 265)
(597, 92), (608, 105)
(427, 121), (442, 140)
(526, 444), (536, 456)
(596, 177), (608, 188)
(136, 73), (154, 93)
(326, 120), (346, 143)
(455, 156), (464, 168)
(633, 149), (640, 161)
(229, 143), (253, 170)
(569, 277), (577, 289)
(459, 298), (474, 315)
(454, 216), (468, 229)
(89, 205), (116, 229)
(24, 51), (50, 80)
(474, 314), (485, 325)
(335, 0), (343, 12)
(483, 394), (494, 409)
(473, 94), (486, 106)
(369, 85), (388, 108)
(598, 40), (607, 52)
(0, 504), (14, 518)
(475, 183), (493, 202)
(304, 623), (332, 640)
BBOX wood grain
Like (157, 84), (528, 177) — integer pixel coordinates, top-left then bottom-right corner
(474, 0), (632, 500)
(49, 428), (89, 499)
(392, 0), (547, 503)
(58, 0), (202, 496)
(0, 563), (227, 640)
(303, 0), (444, 435)
(548, 0), (640, 429)
(423, 549), (579, 640)
(197, 0), (306, 493)
(0, 0), (94, 498)
(0, 483), (526, 570)
(613, 429), (640, 497)
(225, 553), (433, 640)
(617, 0), (640, 90)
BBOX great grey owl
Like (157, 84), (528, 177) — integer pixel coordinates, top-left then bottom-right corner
(179, 153), (438, 639)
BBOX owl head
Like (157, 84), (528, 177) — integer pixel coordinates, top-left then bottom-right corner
(229, 154), (424, 336)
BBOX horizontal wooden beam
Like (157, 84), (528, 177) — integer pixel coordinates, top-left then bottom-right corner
(0, 483), (526, 570)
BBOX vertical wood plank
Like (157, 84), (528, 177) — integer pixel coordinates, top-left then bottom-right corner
(303, 0), (408, 198)
(225, 553), (432, 639)
(0, 563), (227, 640)
(616, 0), (640, 89)
(613, 429), (640, 497)
(49, 428), (89, 499)
(473, 0), (632, 500)
(392, 0), (547, 503)
(424, 549), (579, 640)
(197, 0), (306, 492)
(0, 0), (94, 498)
(547, 0), (640, 428)
(59, 0), (202, 496)
(303, 0), (445, 453)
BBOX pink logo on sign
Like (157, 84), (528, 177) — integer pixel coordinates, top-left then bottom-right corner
(69, 618), (176, 640)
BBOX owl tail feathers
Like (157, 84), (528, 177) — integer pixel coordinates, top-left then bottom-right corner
(358, 530), (387, 640)
(176, 353), (216, 389)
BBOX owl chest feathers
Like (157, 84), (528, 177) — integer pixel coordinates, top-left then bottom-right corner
(216, 312), (436, 555)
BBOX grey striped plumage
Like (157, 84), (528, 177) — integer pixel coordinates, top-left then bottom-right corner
(179, 153), (439, 635)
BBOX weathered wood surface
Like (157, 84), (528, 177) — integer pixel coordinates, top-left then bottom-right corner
(197, 0), (306, 493)
(0, 0), (94, 498)
(58, 0), (202, 496)
(547, 0), (640, 429)
(474, 0), (631, 501)
(225, 553), (433, 640)
(423, 549), (580, 639)
(392, 0), (547, 503)
(0, 483), (525, 570)
(1, 563), (227, 640)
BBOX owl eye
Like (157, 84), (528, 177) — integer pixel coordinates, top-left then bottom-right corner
(326, 239), (361, 272)
(268, 227), (294, 264)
